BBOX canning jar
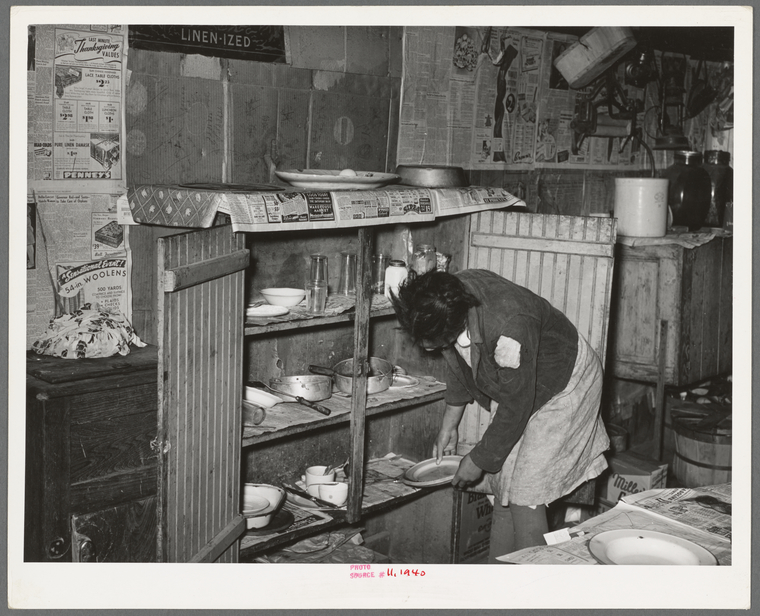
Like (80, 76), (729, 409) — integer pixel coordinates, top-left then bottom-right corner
(384, 260), (409, 300)
(411, 244), (437, 275)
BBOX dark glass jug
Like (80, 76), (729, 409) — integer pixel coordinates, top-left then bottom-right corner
(702, 150), (733, 228)
(660, 151), (712, 231)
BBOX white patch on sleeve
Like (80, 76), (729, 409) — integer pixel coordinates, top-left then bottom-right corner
(494, 336), (521, 369)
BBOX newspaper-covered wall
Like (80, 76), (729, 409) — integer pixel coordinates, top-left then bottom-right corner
(27, 24), (131, 349)
(398, 25), (732, 172)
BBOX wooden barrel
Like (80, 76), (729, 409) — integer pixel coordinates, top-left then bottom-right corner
(671, 402), (731, 488)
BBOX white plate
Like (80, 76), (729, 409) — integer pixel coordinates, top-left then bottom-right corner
(589, 529), (718, 566)
(275, 169), (400, 191)
(285, 492), (320, 509)
(246, 304), (290, 318)
(402, 455), (463, 487)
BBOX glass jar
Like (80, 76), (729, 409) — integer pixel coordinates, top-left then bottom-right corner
(384, 260), (409, 300)
(411, 244), (437, 275)
(660, 150), (712, 231)
(701, 150), (733, 228)
(309, 254), (328, 283)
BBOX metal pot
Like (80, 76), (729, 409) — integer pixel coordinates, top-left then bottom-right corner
(309, 357), (394, 395)
(395, 164), (468, 188)
(268, 375), (332, 402)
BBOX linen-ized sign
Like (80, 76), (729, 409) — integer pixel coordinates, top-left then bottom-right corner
(128, 25), (287, 63)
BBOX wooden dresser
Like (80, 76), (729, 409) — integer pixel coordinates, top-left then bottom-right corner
(25, 345), (158, 562)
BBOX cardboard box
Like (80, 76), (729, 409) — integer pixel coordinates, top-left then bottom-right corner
(600, 451), (668, 503)
(455, 492), (493, 564)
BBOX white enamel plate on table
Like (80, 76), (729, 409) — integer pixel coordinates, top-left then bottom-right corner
(275, 169), (400, 191)
(589, 529), (718, 565)
(402, 455), (463, 487)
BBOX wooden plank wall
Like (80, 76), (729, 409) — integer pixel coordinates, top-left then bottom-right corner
(460, 211), (617, 449)
(157, 226), (245, 563)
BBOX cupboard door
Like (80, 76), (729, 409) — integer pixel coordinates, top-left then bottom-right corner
(157, 225), (249, 562)
(462, 211), (617, 447)
(468, 211), (617, 362)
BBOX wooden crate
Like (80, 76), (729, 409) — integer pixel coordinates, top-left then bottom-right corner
(608, 235), (732, 386)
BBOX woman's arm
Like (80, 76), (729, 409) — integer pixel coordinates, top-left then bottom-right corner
(433, 403), (466, 463)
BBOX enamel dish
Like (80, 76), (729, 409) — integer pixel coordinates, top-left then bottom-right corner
(274, 169), (400, 191)
(246, 304), (290, 318)
(589, 529), (718, 565)
(402, 455), (463, 487)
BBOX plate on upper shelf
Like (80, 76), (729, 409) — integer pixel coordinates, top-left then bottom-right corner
(402, 455), (463, 487)
(588, 529), (718, 566)
(274, 169), (400, 191)
(246, 304), (290, 318)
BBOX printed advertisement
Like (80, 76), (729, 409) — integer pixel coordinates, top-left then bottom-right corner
(27, 24), (131, 350)
(26, 191), (131, 348)
(28, 25), (126, 182)
(52, 28), (124, 180)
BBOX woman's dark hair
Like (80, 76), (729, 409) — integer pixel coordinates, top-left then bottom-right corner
(390, 270), (479, 349)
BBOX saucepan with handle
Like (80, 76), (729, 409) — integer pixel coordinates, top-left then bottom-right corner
(250, 379), (331, 416)
(309, 357), (394, 395)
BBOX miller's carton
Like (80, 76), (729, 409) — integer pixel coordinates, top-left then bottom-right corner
(601, 451), (668, 504)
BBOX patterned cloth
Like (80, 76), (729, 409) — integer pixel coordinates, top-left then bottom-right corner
(32, 304), (146, 359)
(128, 185), (222, 227)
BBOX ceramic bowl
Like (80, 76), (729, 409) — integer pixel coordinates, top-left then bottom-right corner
(244, 386), (283, 408)
(318, 482), (348, 506)
(242, 483), (286, 529)
(260, 287), (307, 306)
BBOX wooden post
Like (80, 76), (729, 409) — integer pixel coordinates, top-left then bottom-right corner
(347, 227), (374, 523)
(654, 319), (669, 461)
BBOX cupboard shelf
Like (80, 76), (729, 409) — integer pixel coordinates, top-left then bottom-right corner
(243, 305), (396, 336)
(242, 380), (446, 447)
(238, 487), (441, 561)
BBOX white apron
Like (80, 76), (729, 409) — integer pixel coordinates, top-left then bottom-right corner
(465, 332), (609, 507)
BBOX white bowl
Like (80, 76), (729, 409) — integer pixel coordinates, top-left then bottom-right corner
(260, 287), (307, 306)
(244, 386), (283, 408)
(318, 482), (348, 506)
(242, 484), (286, 529)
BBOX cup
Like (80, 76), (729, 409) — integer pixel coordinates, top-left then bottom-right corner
(304, 465), (336, 497)
(305, 281), (328, 315)
(309, 254), (328, 283)
(371, 254), (390, 294)
(318, 482), (349, 506)
(337, 252), (357, 295)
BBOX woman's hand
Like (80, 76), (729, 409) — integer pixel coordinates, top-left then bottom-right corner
(451, 453), (483, 489)
(433, 426), (458, 463)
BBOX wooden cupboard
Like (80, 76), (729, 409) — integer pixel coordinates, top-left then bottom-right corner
(125, 218), (456, 562)
(607, 234), (732, 386)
